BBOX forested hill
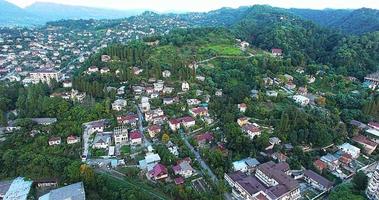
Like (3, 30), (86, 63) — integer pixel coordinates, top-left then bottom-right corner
(231, 5), (379, 78)
(290, 8), (379, 35)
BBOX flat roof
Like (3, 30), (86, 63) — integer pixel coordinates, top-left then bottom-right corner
(4, 177), (32, 200)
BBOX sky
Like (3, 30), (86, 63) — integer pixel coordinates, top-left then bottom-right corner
(6, 0), (379, 12)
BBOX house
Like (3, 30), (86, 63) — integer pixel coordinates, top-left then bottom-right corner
(303, 170), (333, 191)
(285, 82), (297, 90)
(111, 99), (127, 111)
(163, 97), (175, 105)
(338, 143), (360, 159)
(284, 74), (294, 82)
(271, 152), (288, 162)
(238, 103), (247, 113)
(117, 114), (138, 126)
(132, 67), (143, 75)
(168, 116), (195, 131)
(147, 125), (161, 138)
(101, 55), (111, 62)
(153, 81), (164, 92)
(237, 117), (250, 127)
(297, 87), (308, 95)
(162, 70), (171, 78)
(88, 120), (106, 133)
(67, 135), (80, 144)
(313, 159), (327, 171)
(145, 108), (164, 122)
(182, 82), (190, 92)
(130, 130), (142, 145)
(148, 163), (168, 181)
(87, 66), (98, 74)
(113, 126), (128, 145)
(293, 95), (310, 106)
(266, 90), (278, 97)
(38, 182), (85, 200)
(352, 135), (377, 154)
(189, 107), (208, 117)
(139, 153), (161, 170)
(49, 137), (61, 146)
(62, 79), (72, 88)
(195, 132), (214, 146)
(232, 157), (260, 173)
(163, 87), (174, 94)
(339, 153), (353, 166)
(242, 123), (261, 139)
(93, 133), (112, 149)
(271, 48), (283, 56)
(215, 89), (223, 96)
(250, 89), (259, 99)
(100, 67), (110, 74)
(173, 159), (196, 178)
(263, 77), (274, 86)
(174, 177), (185, 185)
(140, 96), (150, 112)
(320, 153), (339, 170)
(187, 99), (201, 107)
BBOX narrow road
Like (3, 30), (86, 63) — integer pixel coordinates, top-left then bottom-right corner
(96, 168), (168, 200)
(179, 129), (219, 184)
(135, 105), (151, 147)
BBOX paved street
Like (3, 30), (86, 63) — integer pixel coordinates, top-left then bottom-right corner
(135, 105), (151, 147)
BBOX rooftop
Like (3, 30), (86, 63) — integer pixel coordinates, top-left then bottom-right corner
(39, 182), (85, 200)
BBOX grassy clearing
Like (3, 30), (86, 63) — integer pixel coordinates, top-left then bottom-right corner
(199, 44), (243, 56)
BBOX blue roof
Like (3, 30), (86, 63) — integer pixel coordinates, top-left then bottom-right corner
(39, 182), (85, 200)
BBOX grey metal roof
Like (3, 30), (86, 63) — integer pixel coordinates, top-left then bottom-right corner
(40, 182), (85, 200)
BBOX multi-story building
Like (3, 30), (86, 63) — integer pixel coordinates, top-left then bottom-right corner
(113, 126), (128, 145)
(30, 68), (60, 84)
(367, 165), (379, 200)
(225, 161), (301, 200)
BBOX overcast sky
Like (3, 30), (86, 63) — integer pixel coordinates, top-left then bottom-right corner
(7, 0), (379, 12)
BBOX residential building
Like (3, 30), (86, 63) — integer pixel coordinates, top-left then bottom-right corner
(30, 68), (60, 84)
(313, 159), (327, 171)
(182, 82), (190, 91)
(238, 103), (247, 113)
(62, 80), (72, 88)
(187, 99), (201, 107)
(232, 157), (260, 173)
(31, 118), (57, 125)
(352, 135), (377, 154)
(130, 130), (142, 145)
(148, 163), (168, 181)
(141, 96), (150, 112)
(242, 123), (261, 139)
(111, 99), (127, 111)
(303, 170), (333, 191)
(100, 67), (110, 74)
(237, 117), (250, 127)
(93, 132), (112, 149)
(101, 55), (111, 62)
(87, 66), (98, 74)
(173, 159), (196, 178)
(147, 125), (161, 138)
(320, 154), (339, 171)
(67, 135), (80, 144)
(195, 132), (214, 146)
(117, 114), (138, 126)
(189, 107), (208, 117)
(39, 182), (85, 200)
(168, 116), (195, 131)
(293, 95), (310, 106)
(162, 70), (171, 78)
(113, 126), (128, 145)
(367, 164), (379, 200)
(271, 48), (283, 56)
(145, 108), (164, 122)
(48, 137), (61, 146)
(88, 120), (106, 133)
(369, 122), (379, 130)
(139, 153), (161, 171)
(338, 143), (360, 159)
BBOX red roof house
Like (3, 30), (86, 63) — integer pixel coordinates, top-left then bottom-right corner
(148, 163), (168, 181)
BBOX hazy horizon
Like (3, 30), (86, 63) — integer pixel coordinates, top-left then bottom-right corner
(6, 0), (379, 12)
